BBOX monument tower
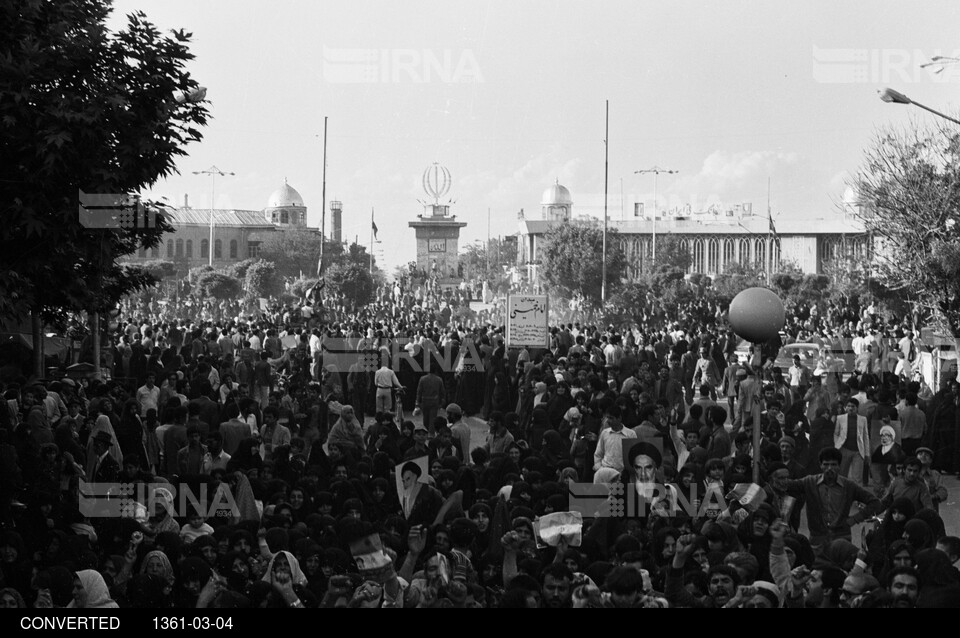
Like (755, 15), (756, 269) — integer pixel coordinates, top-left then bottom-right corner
(408, 163), (467, 282)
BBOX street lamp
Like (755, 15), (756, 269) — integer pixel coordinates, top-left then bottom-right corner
(635, 167), (678, 263)
(192, 166), (235, 266)
(878, 88), (960, 126)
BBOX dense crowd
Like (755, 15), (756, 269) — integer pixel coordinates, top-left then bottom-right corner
(1, 279), (959, 609)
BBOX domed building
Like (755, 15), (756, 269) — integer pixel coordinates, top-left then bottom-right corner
(126, 179), (320, 269)
(518, 180), (869, 285)
(541, 180), (572, 221)
(264, 178), (308, 227)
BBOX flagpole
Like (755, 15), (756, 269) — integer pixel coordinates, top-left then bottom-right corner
(370, 207), (374, 275)
(319, 116), (328, 277)
(766, 177), (771, 286)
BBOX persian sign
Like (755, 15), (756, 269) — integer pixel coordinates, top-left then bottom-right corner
(506, 295), (549, 348)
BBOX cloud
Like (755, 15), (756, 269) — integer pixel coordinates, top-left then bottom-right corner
(668, 150), (800, 208)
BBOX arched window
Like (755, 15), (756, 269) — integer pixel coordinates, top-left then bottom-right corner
(201, 239), (209, 258)
(214, 239), (222, 259)
(693, 238), (705, 274)
(230, 240), (238, 259)
(281, 210), (289, 224)
(739, 238), (751, 265)
(185, 240), (193, 258)
(175, 239), (183, 257)
(707, 238), (719, 274)
(771, 240), (781, 272)
(139, 245), (147, 258)
(678, 239), (690, 274)
(151, 246), (159, 258)
(723, 239), (735, 271)
(755, 238), (766, 269)
(166, 240), (173, 258)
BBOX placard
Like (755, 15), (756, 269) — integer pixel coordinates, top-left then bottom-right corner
(506, 295), (549, 348)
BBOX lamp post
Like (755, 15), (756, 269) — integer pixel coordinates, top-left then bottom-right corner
(635, 167), (678, 264)
(879, 88), (960, 126)
(192, 166), (235, 266)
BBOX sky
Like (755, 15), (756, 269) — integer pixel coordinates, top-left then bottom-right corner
(110, 0), (960, 272)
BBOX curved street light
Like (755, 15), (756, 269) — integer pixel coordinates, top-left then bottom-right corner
(878, 88), (960, 126)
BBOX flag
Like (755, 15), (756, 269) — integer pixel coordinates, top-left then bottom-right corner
(372, 220), (379, 240)
(768, 209), (781, 248)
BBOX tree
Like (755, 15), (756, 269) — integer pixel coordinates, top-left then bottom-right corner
(712, 262), (766, 303)
(195, 271), (242, 301)
(325, 262), (374, 311)
(226, 258), (259, 280)
(0, 0), (208, 375)
(538, 219), (627, 308)
(139, 259), (178, 280)
(244, 260), (283, 299)
(852, 120), (960, 348)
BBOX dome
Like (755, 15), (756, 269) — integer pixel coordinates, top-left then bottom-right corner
(541, 181), (572, 206)
(267, 178), (304, 208)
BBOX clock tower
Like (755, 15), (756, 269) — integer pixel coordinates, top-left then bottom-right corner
(409, 163), (467, 280)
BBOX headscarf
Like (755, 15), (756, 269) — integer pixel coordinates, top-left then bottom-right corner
(879, 425), (896, 455)
(139, 550), (175, 587)
(904, 519), (935, 551)
(913, 509), (946, 540)
(231, 472), (261, 523)
(0, 587), (25, 608)
(68, 570), (118, 608)
(261, 550), (308, 586)
(816, 539), (859, 572)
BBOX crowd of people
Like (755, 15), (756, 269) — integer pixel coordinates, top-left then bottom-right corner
(1, 277), (959, 609)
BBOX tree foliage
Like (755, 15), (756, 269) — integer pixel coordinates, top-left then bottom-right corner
(226, 258), (259, 280)
(195, 271), (242, 301)
(139, 259), (178, 280)
(325, 262), (374, 310)
(852, 120), (960, 339)
(244, 260), (282, 299)
(0, 0), (208, 322)
(538, 219), (626, 308)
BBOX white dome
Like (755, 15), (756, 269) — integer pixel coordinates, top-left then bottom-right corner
(541, 182), (572, 206)
(267, 178), (304, 208)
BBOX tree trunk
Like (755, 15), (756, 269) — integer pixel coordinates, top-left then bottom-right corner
(92, 311), (101, 380)
(31, 307), (44, 379)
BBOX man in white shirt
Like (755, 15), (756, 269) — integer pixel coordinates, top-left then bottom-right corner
(374, 362), (403, 414)
(136, 372), (160, 418)
(593, 404), (637, 482)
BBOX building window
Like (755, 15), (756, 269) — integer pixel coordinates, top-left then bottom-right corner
(723, 239), (735, 271)
(151, 246), (159, 258)
(707, 238), (719, 274)
(271, 211), (278, 223)
(175, 239), (183, 257)
(139, 245), (147, 258)
(281, 210), (289, 224)
(771, 240), (781, 272)
(185, 240), (193, 258)
(248, 241), (262, 258)
(678, 239), (690, 274)
(166, 240), (173, 258)
(693, 238), (705, 274)
(739, 238), (751, 265)
(230, 239), (238, 259)
(755, 238), (766, 268)
(214, 239), (222, 259)
(201, 239), (209, 258)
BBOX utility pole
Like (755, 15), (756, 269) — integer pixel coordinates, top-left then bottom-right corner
(602, 100), (609, 304)
(192, 166), (234, 266)
(635, 167), (678, 263)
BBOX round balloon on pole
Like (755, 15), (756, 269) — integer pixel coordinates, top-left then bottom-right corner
(728, 287), (785, 343)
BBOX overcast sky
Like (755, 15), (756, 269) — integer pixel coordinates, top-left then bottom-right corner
(111, 0), (960, 270)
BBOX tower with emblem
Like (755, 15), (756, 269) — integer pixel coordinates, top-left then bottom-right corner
(408, 163), (467, 283)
